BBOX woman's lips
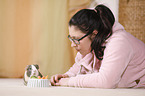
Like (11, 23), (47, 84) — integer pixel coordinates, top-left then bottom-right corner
(75, 48), (80, 51)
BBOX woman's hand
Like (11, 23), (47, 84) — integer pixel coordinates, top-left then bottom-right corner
(50, 74), (69, 86)
(55, 78), (69, 86)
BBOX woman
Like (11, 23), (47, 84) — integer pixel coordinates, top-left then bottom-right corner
(50, 5), (145, 88)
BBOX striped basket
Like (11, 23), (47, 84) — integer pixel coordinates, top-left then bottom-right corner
(27, 79), (50, 87)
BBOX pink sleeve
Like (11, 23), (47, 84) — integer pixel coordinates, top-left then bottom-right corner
(67, 34), (133, 88)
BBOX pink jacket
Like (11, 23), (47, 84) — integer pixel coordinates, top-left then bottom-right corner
(65, 22), (145, 88)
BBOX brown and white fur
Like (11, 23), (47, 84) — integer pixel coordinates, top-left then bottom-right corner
(23, 64), (43, 85)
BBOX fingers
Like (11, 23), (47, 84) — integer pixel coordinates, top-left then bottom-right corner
(54, 75), (60, 83)
(55, 82), (60, 86)
(50, 74), (63, 86)
(50, 76), (56, 86)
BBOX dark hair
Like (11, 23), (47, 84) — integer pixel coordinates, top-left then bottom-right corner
(69, 4), (115, 60)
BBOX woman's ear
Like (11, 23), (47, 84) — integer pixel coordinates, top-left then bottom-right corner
(90, 30), (98, 40)
(93, 30), (98, 35)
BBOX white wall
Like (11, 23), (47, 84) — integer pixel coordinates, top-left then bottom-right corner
(95, 0), (119, 21)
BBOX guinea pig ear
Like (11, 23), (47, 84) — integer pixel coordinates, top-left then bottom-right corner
(34, 64), (39, 69)
(25, 65), (30, 71)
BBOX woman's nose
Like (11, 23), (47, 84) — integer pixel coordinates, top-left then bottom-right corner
(71, 41), (77, 47)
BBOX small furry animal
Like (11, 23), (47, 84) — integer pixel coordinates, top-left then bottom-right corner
(23, 64), (43, 85)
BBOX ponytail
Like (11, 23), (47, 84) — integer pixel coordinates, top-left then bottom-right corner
(91, 5), (115, 60)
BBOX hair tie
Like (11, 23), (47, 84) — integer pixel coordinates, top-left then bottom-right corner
(94, 9), (97, 13)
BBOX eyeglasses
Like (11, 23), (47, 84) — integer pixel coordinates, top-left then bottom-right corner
(68, 34), (89, 45)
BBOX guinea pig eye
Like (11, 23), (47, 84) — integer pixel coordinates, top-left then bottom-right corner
(27, 67), (32, 71)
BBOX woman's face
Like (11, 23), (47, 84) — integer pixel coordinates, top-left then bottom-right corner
(68, 25), (92, 57)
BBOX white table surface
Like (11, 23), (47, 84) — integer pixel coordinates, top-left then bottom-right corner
(0, 78), (145, 96)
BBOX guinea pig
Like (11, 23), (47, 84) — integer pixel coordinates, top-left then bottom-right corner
(23, 64), (43, 85)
